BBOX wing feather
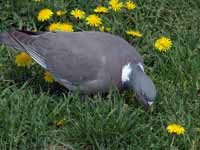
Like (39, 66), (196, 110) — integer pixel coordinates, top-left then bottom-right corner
(9, 31), (47, 68)
(46, 49), (102, 86)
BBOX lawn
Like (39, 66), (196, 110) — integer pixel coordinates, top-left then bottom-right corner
(0, 0), (200, 149)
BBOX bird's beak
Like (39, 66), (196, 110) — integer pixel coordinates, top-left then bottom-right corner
(137, 92), (153, 107)
(144, 101), (154, 112)
(147, 101), (153, 106)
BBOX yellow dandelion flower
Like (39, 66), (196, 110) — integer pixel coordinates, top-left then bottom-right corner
(44, 71), (54, 83)
(86, 14), (102, 27)
(154, 37), (172, 52)
(49, 23), (73, 32)
(56, 10), (66, 16)
(49, 23), (61, 31)
(35, 0), (42, 2)
(109, 0), (123, 12)
(126, 30), (143, 37)
(94, 6), (108, 13)
(166, 124), (185, 135)
(70, 9), (85, 20)
(37, 8), (53, 22)
(125, 1), (136, 10)
(60, 23), (74, 32)
(15, 52), (32, 67)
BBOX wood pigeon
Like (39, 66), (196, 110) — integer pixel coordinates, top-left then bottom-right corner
(0, 30), (156, 106)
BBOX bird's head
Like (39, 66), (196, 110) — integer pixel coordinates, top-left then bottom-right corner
(122, 63), (157, 107)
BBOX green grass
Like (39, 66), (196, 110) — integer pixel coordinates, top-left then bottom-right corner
(0, 0), (200, 149)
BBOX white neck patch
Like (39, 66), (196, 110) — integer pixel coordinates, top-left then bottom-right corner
(121, 63), (132, 83)
(121, 63), (144, 84)
(137, 63), (144, 72)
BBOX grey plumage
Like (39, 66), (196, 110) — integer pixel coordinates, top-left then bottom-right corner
(0, 30), (156, 106)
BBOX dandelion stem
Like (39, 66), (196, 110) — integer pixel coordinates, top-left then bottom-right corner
(170, 135), (175, 147)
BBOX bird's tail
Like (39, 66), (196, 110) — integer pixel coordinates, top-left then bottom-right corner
(0, 31), (24, 51)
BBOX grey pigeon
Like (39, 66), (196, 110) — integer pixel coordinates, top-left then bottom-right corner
(0, 30), (156, 106)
